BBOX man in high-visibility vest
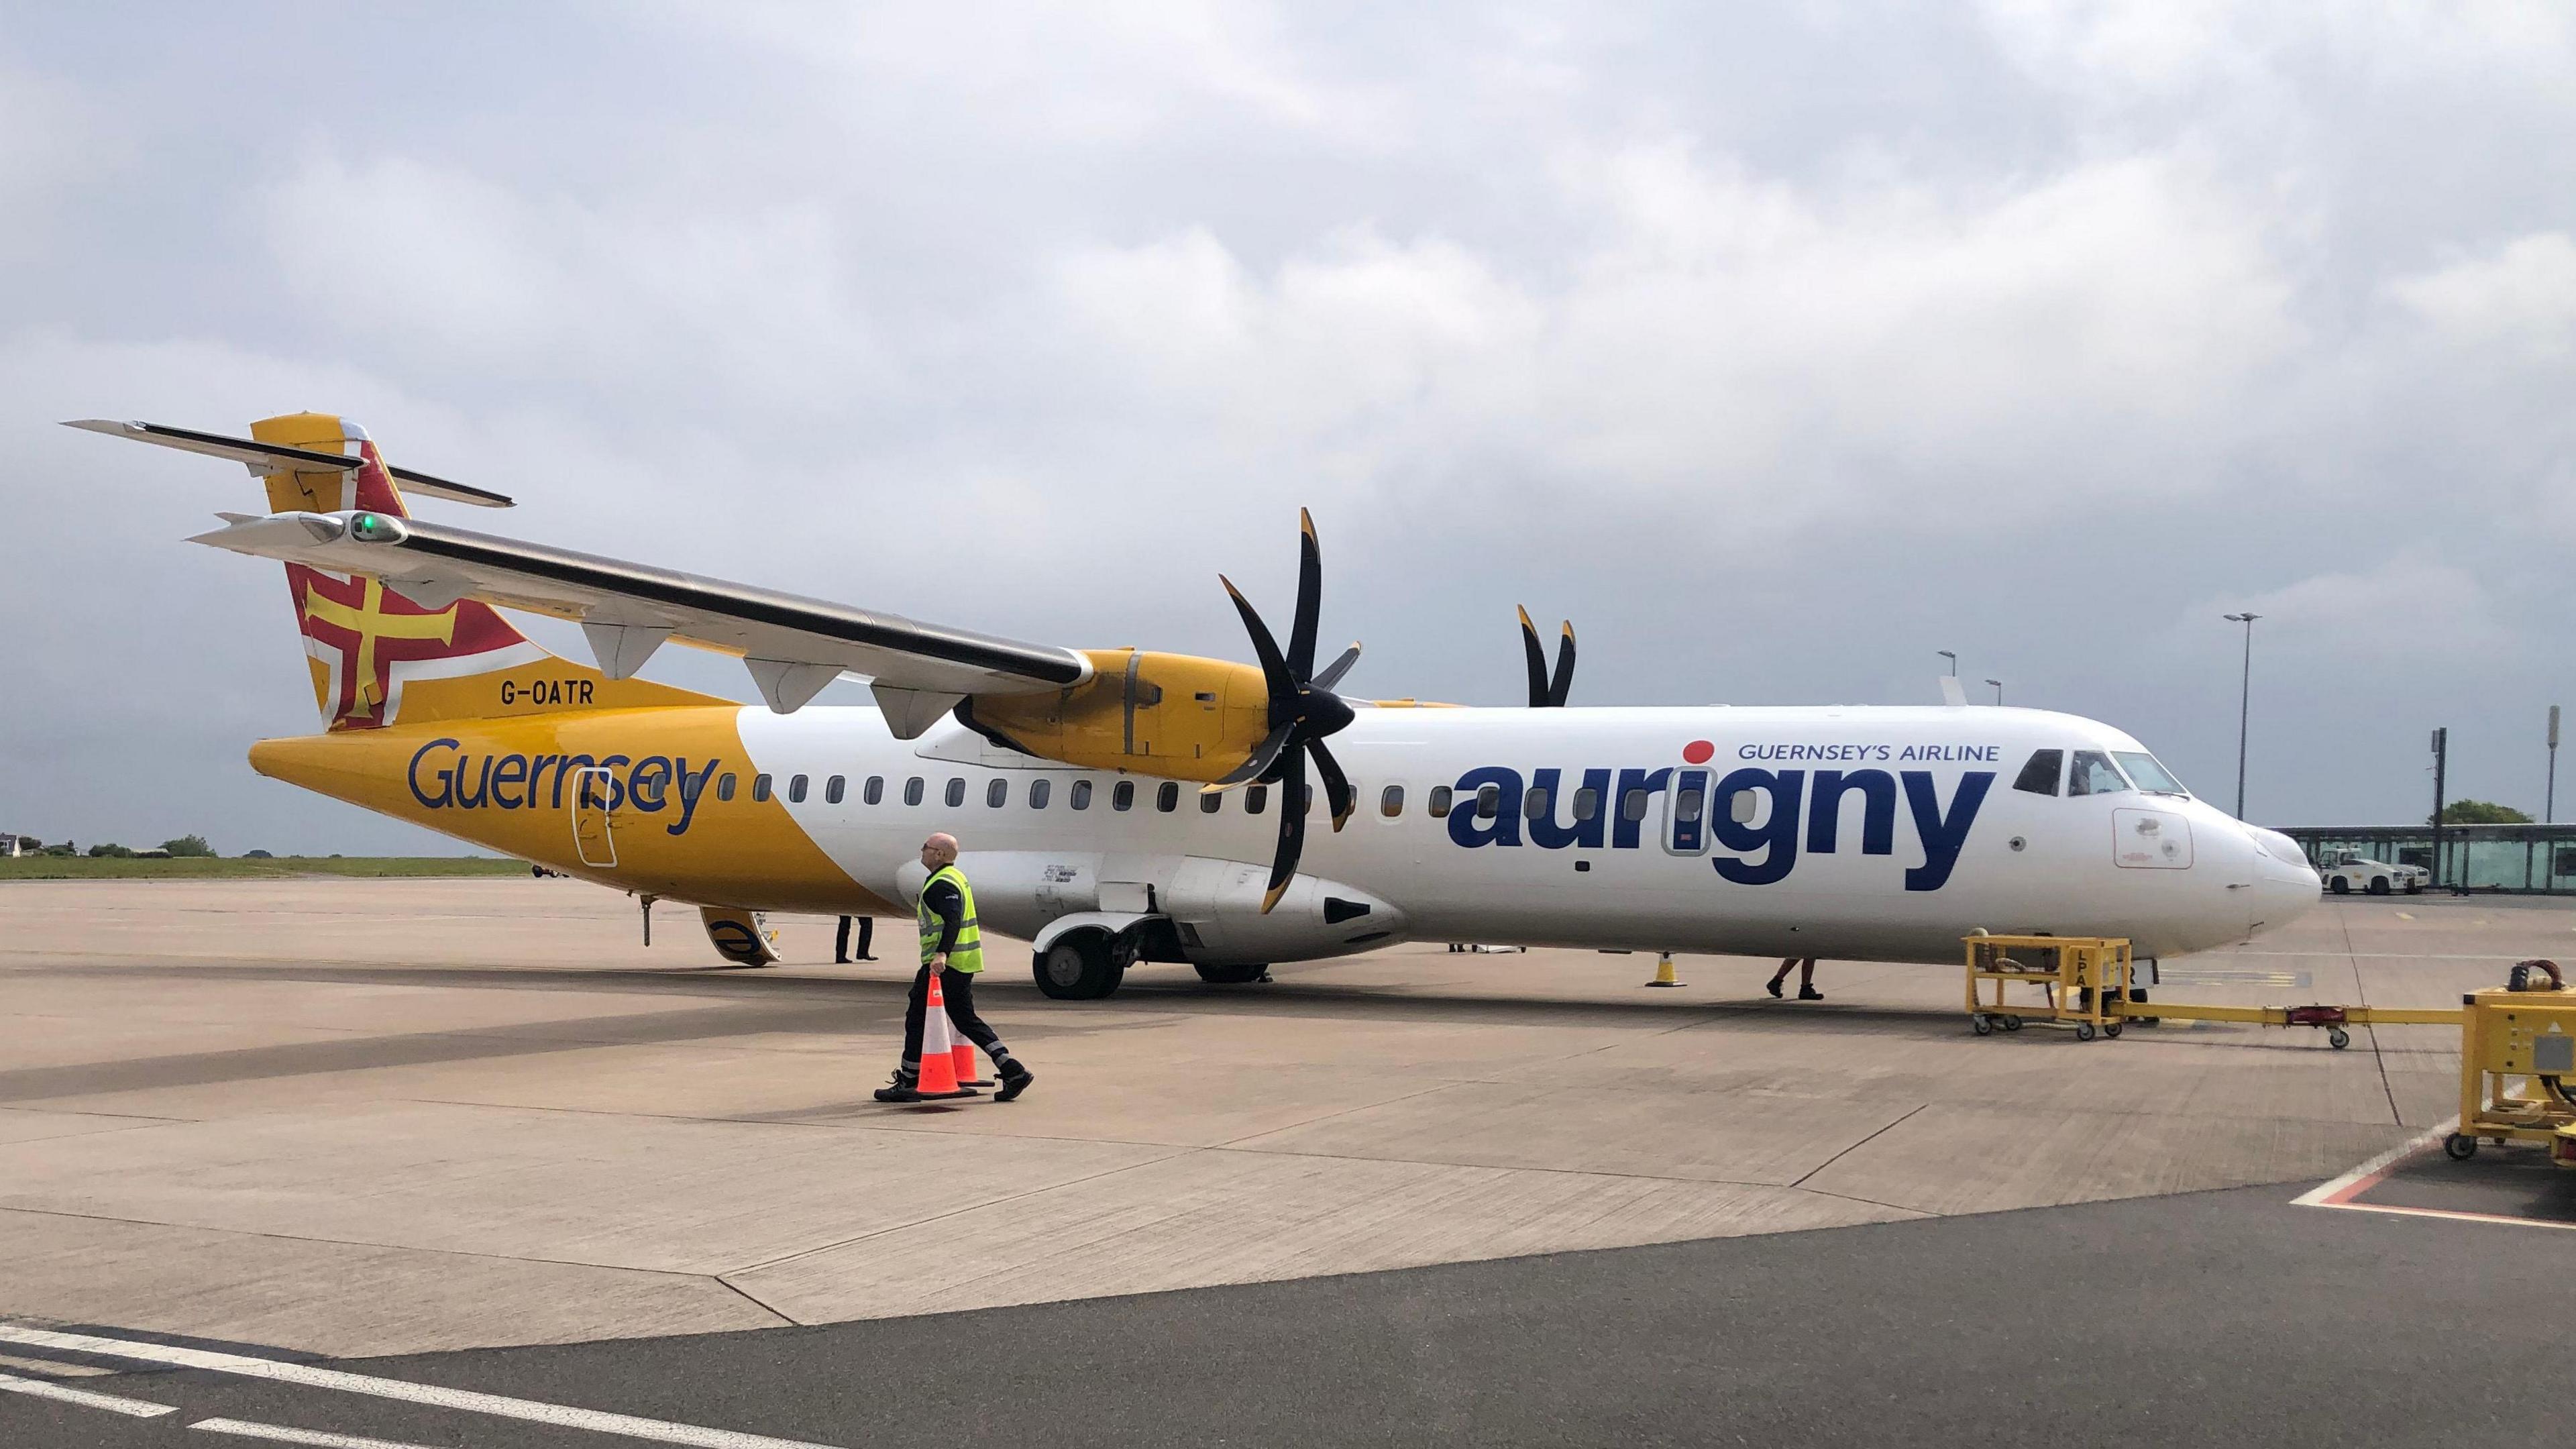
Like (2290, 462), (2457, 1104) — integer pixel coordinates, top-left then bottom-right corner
(876, 833), (1034, 1103)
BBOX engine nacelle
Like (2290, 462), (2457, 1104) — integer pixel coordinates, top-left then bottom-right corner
(900, 850), (1406, 966)
(960, 649), (1271, 784)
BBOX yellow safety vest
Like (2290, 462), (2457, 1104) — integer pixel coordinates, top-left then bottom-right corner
(918, 863), (984, 974)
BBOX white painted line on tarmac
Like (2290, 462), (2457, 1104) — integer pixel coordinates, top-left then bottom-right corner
(0, 1367), (177, 1417)
(191, 1418), (441, 1449)
(0, 1325), (847, 1449)
(2293, 1121), (2449, 1207)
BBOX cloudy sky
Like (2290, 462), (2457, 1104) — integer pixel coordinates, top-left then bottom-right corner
(3, 2), (2572, 854)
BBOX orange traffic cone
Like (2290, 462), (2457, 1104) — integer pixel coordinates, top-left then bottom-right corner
(912, 974), (979, 1101)
(953, 1038), (992, 1088)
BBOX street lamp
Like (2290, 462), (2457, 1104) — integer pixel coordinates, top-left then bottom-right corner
(1985, 678), (2004, 705)
(1937, 650), (1956, 676)
(2222, 613), (2261, 819)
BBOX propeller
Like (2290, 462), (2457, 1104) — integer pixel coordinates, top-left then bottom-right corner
(1209, 508), (1361, 912)
(1517, 606), (1576, 707)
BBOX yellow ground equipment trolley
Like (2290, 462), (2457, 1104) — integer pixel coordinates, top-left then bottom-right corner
(2443, 960), (2576, 1165)
(1963, 935), (2463, 1048)
(1964, 935), (2132, 1042)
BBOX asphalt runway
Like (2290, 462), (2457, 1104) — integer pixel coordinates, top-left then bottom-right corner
(9, 1181), (2576, 1449)
(3, 879), (2571, 1444)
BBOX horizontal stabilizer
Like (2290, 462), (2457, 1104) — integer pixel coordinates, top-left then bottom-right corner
(66, 419), (513, 508)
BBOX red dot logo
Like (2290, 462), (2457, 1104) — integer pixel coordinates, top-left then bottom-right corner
(1682, 739), (1715, 765)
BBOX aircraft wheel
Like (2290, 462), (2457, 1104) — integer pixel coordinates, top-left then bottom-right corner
(1193, 962), (1271, 985)
(2368, 877), (2392, 896)
(1034, 932), (1125, 1001)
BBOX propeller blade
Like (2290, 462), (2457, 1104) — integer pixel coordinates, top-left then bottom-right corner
(1547, 620), (1576, 707)
(1287, 508), (1323, 680)
(1307, 735), (1355, 831)
(1261, 745), (1309, 914)
(1207, 719), (1298, 791)
(1311, 641), (1362, 691)
(1518, 605), (1549, 708)
(1220, 574), (1298, 709)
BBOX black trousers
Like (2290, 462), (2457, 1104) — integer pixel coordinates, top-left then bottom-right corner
(835, 916), (873, 960)
(900, 965), (1013, 1071)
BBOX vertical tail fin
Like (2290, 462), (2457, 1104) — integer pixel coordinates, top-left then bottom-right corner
(249, 413), (547, 730)
(243, 413), (719, 730)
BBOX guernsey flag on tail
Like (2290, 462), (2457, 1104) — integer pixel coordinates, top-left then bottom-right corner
(250, 413), (546, 731)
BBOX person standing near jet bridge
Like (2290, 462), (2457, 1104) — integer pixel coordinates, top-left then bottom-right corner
(877, 833), (1034, 1104)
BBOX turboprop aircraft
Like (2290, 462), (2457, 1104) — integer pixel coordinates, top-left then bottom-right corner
(73, 414), (2321, 999)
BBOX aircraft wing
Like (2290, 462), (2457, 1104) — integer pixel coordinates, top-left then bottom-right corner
(186, 509), (1093, 723)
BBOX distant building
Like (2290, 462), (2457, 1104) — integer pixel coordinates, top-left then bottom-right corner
(2281, 822), (2576, 895)
(0, 833), (34, 858)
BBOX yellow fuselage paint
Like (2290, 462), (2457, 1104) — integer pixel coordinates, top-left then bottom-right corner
(250, 706), (900, 916)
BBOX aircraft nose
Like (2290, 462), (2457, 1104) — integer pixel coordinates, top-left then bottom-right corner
(2242, 825), (2321, 936)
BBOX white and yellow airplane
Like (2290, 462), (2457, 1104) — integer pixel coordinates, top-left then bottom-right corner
(74, 413), (2320, 998)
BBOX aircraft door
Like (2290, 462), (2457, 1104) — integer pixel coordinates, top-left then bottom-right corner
(1665, 768), (1710, 855)
(572, 766), (618, 869)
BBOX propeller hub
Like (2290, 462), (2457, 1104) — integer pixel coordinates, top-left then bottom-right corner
(1299, 686), (1354, 737)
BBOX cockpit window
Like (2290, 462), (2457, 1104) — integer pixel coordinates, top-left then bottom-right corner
(2012, 749), (2063, 796)
(2112, 751), (2188, 796)
(2067, 750), (2131, 797)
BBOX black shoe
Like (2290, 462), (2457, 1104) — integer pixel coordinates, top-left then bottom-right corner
(1797, 985), (1823, 1001)
(835, 957), (849, 965)
(995, 1067), (1034, 1102)
(873, 1085), (922, 1103)
(1766, 978), (1784, 998)
(857, 954), (877, 961)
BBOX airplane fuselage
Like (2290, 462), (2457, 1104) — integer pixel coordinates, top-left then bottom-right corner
(254, 700), (2321, 970)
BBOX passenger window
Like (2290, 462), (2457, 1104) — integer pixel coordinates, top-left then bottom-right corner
(1675, 790), (1704, 822)
(2013, 749), (2062, 797)
(863, 775), (883, 805)
(1200, 788), (1222, 814)
(824, 775), (845, 805)
(1573, 787), (1599, 821)
(987, 779), (1008, 808)
(682, 771), (707, 802)
(716, 773), (737, 802)
(1729, 790), (1756, 824)
(1071, 779), (1093, 810)
(904, 776), (924, 806)
(788, 774), (808, 804)
(753, 773), (774, 803)
(945, 777), (966, 808)
(1030, 779), (1051, 809)
(1157, 782), (1180, 812)
(1621, 788), (1649, 822)
(1475, 784), (1501, 820)
(2068, 751), (2131, 797)
(1524, 786), (1550, 820)
(1245, 784), (1269, 815)
(1428, 786), (1451, 818)
(1381, 785), (1404, 818)
(1113, 780), (1135, 811)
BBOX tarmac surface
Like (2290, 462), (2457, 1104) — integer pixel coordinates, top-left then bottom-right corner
(3, 879), (2572, 1444)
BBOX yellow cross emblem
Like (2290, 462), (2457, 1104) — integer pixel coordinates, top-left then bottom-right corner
(301, 577), (456, 714)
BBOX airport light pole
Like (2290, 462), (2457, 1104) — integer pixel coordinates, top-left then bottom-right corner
(2548, 705), (2561, 825)
(1986, 678), (2003, 705)
(1937, 650), (1956, 677)
(2222, 613), (2259, 819)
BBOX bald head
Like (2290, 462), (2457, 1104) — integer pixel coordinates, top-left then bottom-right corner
(920, 833), (959, 870)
